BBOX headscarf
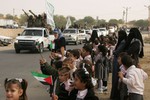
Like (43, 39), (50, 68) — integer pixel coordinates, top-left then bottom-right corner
(90, 30), (99, 43)
(53, 28), (64, 39)
(115, 30), (127, 50)
(125, 28), (144, 58)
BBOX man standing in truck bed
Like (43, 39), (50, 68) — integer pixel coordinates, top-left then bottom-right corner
(53, 29), (66, 58)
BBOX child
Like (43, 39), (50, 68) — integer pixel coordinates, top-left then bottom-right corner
(117, 52), (128, 100)
(62, 57), (77, 80)
(82, 44), (92, 64)
(79, 60), (97, 87)
(4, 78), (28, 100)
(118, 55), (148, 100)
(95, 44), (109, 93)
(70, 49), (81, 69)
(69, 68), (99, 100)
(52, 68), (99, 100)
(52, 67), (72, 100)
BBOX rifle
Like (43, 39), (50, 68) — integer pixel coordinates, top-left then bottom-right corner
(29, 10), (37, 18)
(22, 9), (29, 17)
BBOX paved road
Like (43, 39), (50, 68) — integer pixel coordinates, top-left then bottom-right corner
(0, 44), (83, 100)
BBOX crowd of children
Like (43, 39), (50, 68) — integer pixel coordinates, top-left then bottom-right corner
(4, 27), (148, 100)
(40, 28), (147, 100)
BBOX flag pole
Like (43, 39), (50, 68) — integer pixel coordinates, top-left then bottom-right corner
(40, 53), (44, 60)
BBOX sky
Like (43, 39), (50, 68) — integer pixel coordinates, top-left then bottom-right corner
(0, 0), (149, 21)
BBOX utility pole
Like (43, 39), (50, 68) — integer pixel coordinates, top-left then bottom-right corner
(122, 10), (125, 24)
(144, 5), (150, 21)
(123, 7), (131, 27)
(144, 5), (150, 36)
(13, 8), (15, 20)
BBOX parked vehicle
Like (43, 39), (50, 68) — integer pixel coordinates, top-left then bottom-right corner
(63, 28), (84, 45)
(0, 35), (12, 46)
(78, 29), (86, 42)
(108, 26), (117, 33)
(99, 27), (108, 36)
(14, 27), (54, 53)
(85, 29), (92, 42)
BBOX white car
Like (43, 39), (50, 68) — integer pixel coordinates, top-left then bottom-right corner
(99, 28), (108, 36)
(85, 29), (92, 42)
(63, 28), (82, 45)
(0, 35), (12, 46)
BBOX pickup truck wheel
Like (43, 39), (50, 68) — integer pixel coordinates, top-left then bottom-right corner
(0, 40), (3, 46)
(75, 38), (78, 45)
(75, 41), (78, 45)
(80, 40), (83, 44)
(15, 49), (20, 53)
(38, 43), (43, 53)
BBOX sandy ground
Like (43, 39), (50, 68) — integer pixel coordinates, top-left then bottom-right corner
(0, 28), (24, 39)
(0, 28), (150, 100)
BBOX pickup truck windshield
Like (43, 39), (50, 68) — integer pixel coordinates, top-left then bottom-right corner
(21, 30), (42, 36)
(79, 30), (84, 33)
(63, 30), (77, 33)
(99, 29), (105, 31)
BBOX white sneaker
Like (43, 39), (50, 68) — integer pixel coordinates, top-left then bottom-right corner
(96, 88), (103, 93)
(102, 86), (107, 91)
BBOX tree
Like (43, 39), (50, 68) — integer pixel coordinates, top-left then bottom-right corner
(83, 16), (95, 27)
(0, 13), (4, 19)
(54, 15), (66, 28)
(96, 19), (107, 27)
(5, 14), (13, 19)
(19, 14), (28, 26)
(134, 19), (149, 27)
(76, 19), (84, 28)
(69, 16), (76, 23)
(108, 19), (118, 25)
(13, 15), (19, 22)
(118, 19), (124, 24)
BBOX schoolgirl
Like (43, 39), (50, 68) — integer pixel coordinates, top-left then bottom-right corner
(4, 78), (28, 100)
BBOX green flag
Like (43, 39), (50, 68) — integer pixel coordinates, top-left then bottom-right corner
(31, 71), (53, 85)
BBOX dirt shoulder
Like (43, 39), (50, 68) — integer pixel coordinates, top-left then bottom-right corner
(0, 28), (23, 39)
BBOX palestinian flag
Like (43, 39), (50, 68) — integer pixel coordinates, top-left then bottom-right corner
(31, 71), (53, 85)
(50, 41), (55, 49)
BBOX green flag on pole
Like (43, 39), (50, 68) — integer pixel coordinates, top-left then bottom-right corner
(31, 71), (53, 85)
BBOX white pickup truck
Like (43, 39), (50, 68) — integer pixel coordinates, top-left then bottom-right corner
(14, 27), (54, 53)
(63, 28), (86, 45)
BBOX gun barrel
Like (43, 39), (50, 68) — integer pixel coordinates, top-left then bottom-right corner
(22, 9), (29, 17)
(29, 10), (37, 17)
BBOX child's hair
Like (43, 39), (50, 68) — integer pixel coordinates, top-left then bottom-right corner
(54, 61), (63, 70)
(58, 67), (71, 74)
(4, 78), (28, 100)
(82, 44), (92, 54)
(118, 52), (127, 58)
(76, 49), (82, 56)
(121, 55), (133, 68)
(66, 49), (72, 57)
(79, 60), (93, 77)
(98, 44), (108, 56)
(73, 69), (93, 89)
(94, 39), (99, 45)
(70, 49), (80, 59)
(62, 57), (74, 68)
